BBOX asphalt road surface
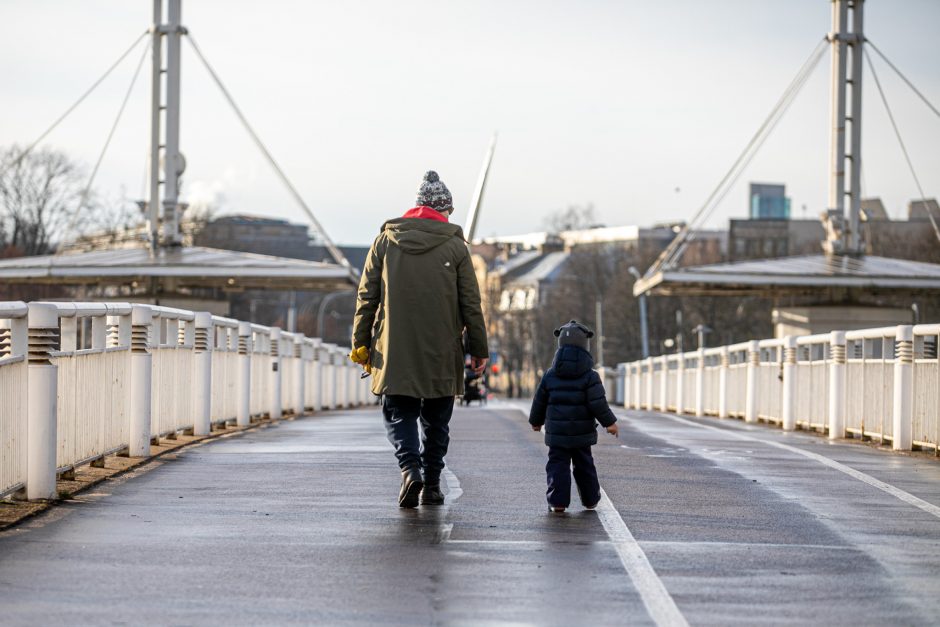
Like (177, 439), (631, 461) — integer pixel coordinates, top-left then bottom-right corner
(1, 401), (939, 626)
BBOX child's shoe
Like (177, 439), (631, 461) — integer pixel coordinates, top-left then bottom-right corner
(548, 505), (566, 513)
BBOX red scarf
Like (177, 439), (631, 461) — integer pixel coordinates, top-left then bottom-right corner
(402, 206), (448, 222)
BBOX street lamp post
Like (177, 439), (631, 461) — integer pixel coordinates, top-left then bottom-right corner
(628, 266), (650, 359)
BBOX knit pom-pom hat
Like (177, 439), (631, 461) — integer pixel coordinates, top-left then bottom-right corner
(415, 170), (454, 214)
(554, 320), (594, 350)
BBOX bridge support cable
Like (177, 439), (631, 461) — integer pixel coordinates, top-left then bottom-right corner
(59, 40), (153, 249)
(866, 41), (940, 122)
(184, 34), (357, 280)
(0, 30), (149, 177)
(864, 50), (940, 244)
(646, 37), (829, 277)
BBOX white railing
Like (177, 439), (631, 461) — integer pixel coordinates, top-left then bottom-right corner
(618, 324), (938, 455)
(0, 300), (375, 501)
(0, 302), (29, 500)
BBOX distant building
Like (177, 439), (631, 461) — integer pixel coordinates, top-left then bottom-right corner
(728, 219), (823, 261)
(749, 183), (791, 220)
(908, 199), (940, 222)
(195, 214), (369, 271)
(860, 198), (889, 221)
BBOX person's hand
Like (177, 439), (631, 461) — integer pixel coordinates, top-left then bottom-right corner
(531, 424), (542, 432)
(470, 356), (488, 375)
(349, 346), (371, 374)
(606, 423), (619, 438)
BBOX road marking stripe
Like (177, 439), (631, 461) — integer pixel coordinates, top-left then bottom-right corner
(596, 487), (690, 627)
(660, 413), (940, 520)
(443, 467), (463, 504)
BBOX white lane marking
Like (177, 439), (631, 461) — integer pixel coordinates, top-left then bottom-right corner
(443, 466), (463, 504)
(659, 413), (940, 520)
(596, 487), (689, 627)
(447, 539), (586, 545)
(433, 467), (463, 544)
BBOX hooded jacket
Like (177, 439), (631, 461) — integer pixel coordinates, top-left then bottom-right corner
(529, 345), (617, 448)
(352, 207), (488, 398)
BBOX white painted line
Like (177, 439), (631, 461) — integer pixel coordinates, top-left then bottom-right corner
(443, 466), (462, 504)
(596, 487), (689, 627)
(447, 539), (559, 545)
(661, 414), (940, 520)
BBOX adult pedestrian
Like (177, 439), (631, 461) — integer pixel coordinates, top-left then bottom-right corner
(352, 170), (489, 508)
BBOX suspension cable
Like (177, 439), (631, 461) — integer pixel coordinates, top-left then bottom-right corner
(650, 37), (829, 274)
(57, 39), (152, 253)
(865, 50), (940, 244)
(184, 34), (356, 279)
(0, 30), (149, 177)
(867, 40), (940, 122)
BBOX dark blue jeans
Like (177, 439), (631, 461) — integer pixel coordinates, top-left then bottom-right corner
(382, 395), (454, 480)
(546, 445), (600, 508)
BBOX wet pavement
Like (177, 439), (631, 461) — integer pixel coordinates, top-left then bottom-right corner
(0, 402), (939, 625)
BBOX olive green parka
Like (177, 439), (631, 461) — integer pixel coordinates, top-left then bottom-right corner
(352, 215), (489, 399)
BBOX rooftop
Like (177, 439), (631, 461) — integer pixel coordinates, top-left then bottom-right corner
(635, 254), (940, 297)
(0, 246), (354, 291)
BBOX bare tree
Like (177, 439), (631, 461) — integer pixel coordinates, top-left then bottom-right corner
(0, 145), (90, 256)
(544, 203), (597, 234)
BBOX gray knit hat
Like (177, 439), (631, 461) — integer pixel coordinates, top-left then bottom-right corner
(415, 170), (454, 214)
(554, 320), (594, 350)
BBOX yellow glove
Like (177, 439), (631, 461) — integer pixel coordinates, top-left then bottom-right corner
(349, 346), (372, 374)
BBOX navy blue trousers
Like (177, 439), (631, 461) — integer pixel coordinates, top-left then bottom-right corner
(382, 395), (454, 480)
(546, 445), (600, 508)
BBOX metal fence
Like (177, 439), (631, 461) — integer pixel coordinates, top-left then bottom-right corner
(614, 324), (938, 455)
(0, 301), (374, 501)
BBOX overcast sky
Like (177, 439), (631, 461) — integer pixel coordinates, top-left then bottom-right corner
(2, 0), (938, 245)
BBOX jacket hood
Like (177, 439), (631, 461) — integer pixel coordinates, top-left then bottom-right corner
(551, 344), (595, 379)
(382, 217), (465, 254)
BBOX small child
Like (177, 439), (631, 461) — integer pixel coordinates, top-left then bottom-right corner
(529, 320), (618, 513)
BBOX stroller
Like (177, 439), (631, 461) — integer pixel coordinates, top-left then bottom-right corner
(461, 367), (487, 406)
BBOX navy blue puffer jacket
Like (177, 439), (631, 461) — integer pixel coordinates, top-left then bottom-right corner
(528, 345), (617, 448)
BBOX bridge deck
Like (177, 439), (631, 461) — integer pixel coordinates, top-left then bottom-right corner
(1, 403), (938, 625)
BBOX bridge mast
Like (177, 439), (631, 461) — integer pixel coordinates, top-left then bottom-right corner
(148, 0), (186, 253)
(147, 1), (162, 254)
(825, 0), (864, 255)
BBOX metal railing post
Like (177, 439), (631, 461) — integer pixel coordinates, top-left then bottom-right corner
(337, 348), (349, 408)
(745, 340), (760, 423)
(311, 338), (323, 411)
(614, 363), (627, 407)
(269, 327), (282, 419)
(25, 303), (59, 500)
(695, 347), (705, 417)
(718, 346), (730, 419)
(59, 314), (78, 352)
(236, 321), (252, 427)
(633, 363), (641, 410)
(658, 355), (668, 412)
(782, 335), (797, 431)
(192, 312), (213, 436)
(828, 331), (846, 439)
(91, 315), (107, 349)
(325, 344), (338, 410)
(295, 334), (306, 416)
(892, 325), (914, 451)
(644, 357), (654, 411)
(676, 353), (685, 414)
(128, 305), (153, 457)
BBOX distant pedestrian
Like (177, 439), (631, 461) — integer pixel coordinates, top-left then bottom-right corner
(529, 320), (618, 513)
(351, 170), (489, 508)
